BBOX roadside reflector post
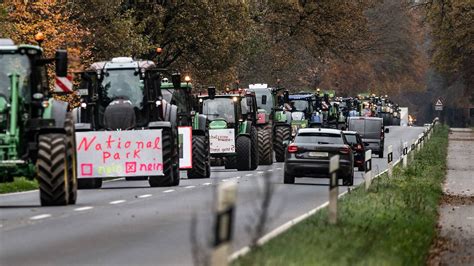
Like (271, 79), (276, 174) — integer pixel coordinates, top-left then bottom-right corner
(211, 180), (237, 266)
(329, 155), (339, 225)
(402, 142), (408, 168)
(387, 145), (393, 178)
(410, 140), (416, 162)
(364, 150), (372, 190)
(416, 134), (421, 152)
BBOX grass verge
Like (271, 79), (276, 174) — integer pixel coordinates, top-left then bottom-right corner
(0, 177), (38, 194)
(234, 125), (449, 266)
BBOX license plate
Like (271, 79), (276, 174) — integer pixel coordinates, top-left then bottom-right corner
(308, 152), (328, 157)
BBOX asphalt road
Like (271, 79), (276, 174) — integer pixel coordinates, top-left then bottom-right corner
(0, 126), (425, 266)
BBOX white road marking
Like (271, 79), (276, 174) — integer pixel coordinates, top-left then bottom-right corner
(245, 174), (253, 177)
(222, 179), (229, 182)
(236, 176), (241, 179)
(138, 194), (152, 198)
(203, 182), (211, 186)
(109, 200), (126, 205)
(257, 171), (264, 174)
(74, 206), (94, 211)
(30, 214), (51, 220)
(185, 185), (195, 189)
(267, 169), (273, 172)
(163, 189), (175, 193)
(467, 217), (474, 220)
(276, 167), (282, 170)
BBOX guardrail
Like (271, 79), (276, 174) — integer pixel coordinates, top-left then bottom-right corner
(229, 118), (440, 262)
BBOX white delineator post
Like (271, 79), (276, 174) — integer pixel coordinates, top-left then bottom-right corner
(417, 134), (422, 152)
(211, 181), (237, 266)
(329, 155), (340, 225)
(364, 150), (372, 190)
(402, 142), (408, 168)
(387, 145), (393, 178)
(410, 140), (416, 163)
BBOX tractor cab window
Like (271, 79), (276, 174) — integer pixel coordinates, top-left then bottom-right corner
(0, 53), (31, 102)
(252, 89), (273, 113)
(161, 87), (190, 115)
(101, 69), (144, 108)
(202, 98), (235, 123)
(290, 99), (310, 112)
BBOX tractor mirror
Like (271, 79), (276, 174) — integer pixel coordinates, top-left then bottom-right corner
(262, 95), (267, 105)
(55, 50), (68, 77)
(208, 86), (216, 99)
(172, 72), (181, 89)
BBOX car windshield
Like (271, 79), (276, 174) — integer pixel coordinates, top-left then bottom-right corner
(290, 100), (309, 112)
(0, 53), (31, 101)
(295, 132), (344, 144)
(161, 87), (190, 114)
(101, 69), (143, 108)
(202, 98), (235, 123)
(344, 134), (358, 145)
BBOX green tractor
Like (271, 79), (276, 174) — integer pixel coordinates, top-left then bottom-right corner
(0, 38), (76, 206)
(247, 83), (291, 163)
(73, 57), (181, 188)
(160, 79), (210, 178)
(197, 87), (259, 171)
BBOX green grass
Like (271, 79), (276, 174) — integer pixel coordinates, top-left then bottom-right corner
(235, 125), (449, 266)
(0, 177), (38, 194)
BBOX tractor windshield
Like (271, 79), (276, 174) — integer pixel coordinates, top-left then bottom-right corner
(290, 99), (309, 112)
(101, 69), (144, 108)
(161, 87), (190, 115)
(252, 89), (273, 113)
(202, 98), (235, 123)
(0, 53), (31, 101)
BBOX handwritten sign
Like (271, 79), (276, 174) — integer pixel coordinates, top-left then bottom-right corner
(178, 126), (193, 169)
(209, 129), (235, 154)
(75, 130), (163, 178)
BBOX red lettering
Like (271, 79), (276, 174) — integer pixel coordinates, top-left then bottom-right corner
(146, 141), (152, 148)
(95, 143), (102, 151)
(106, 134), (115, 149)
(133, 149), (141, 159)
(125, 141), (131, 149)
(148, 164), (153, 171)
(126, 152), (131, 159)
(136, 141), (144, 149)
(103, 152), (111, 163)
(154, 137), (161, 149)
(117, 138), (121, 148)
(77, 136), (96, 151)
(113, 153), (120, 160)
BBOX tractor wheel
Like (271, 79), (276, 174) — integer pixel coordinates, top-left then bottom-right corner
(258, 127), (273, 165)
(36, 134), (72, 206)
(188, 135), (210, 179)
(274, 126), (290, 162)
(225, 156), (236, 169)
(236, 135), (252, 171)
(77, 178), (102, 189)
(250, 126), (259, 170)
(149, 128), (177, 187)
(171, 164), (180, 186)
(64, 113), (77, 204)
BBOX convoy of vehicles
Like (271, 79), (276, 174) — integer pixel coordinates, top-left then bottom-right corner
(1, 35), (410, 204)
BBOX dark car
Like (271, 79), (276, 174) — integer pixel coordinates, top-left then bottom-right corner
(284, 128), (354, 186)
(343, 131), (365, 171)
(347, 117), (389, 158)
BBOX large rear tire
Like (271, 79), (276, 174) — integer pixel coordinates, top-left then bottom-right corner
(64, 113), (77, 204)
(224, 156), (236, 169)
(149, 128), (177, 187)
(258, 127), (273, 165)
(274, 126), (290, 162)
(236, 136), (252, 171)
(36, 134), (72, 206)
(284, 171), (295, 184)
(250, 127), (259, 170)
(187, 135), (210, 179)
